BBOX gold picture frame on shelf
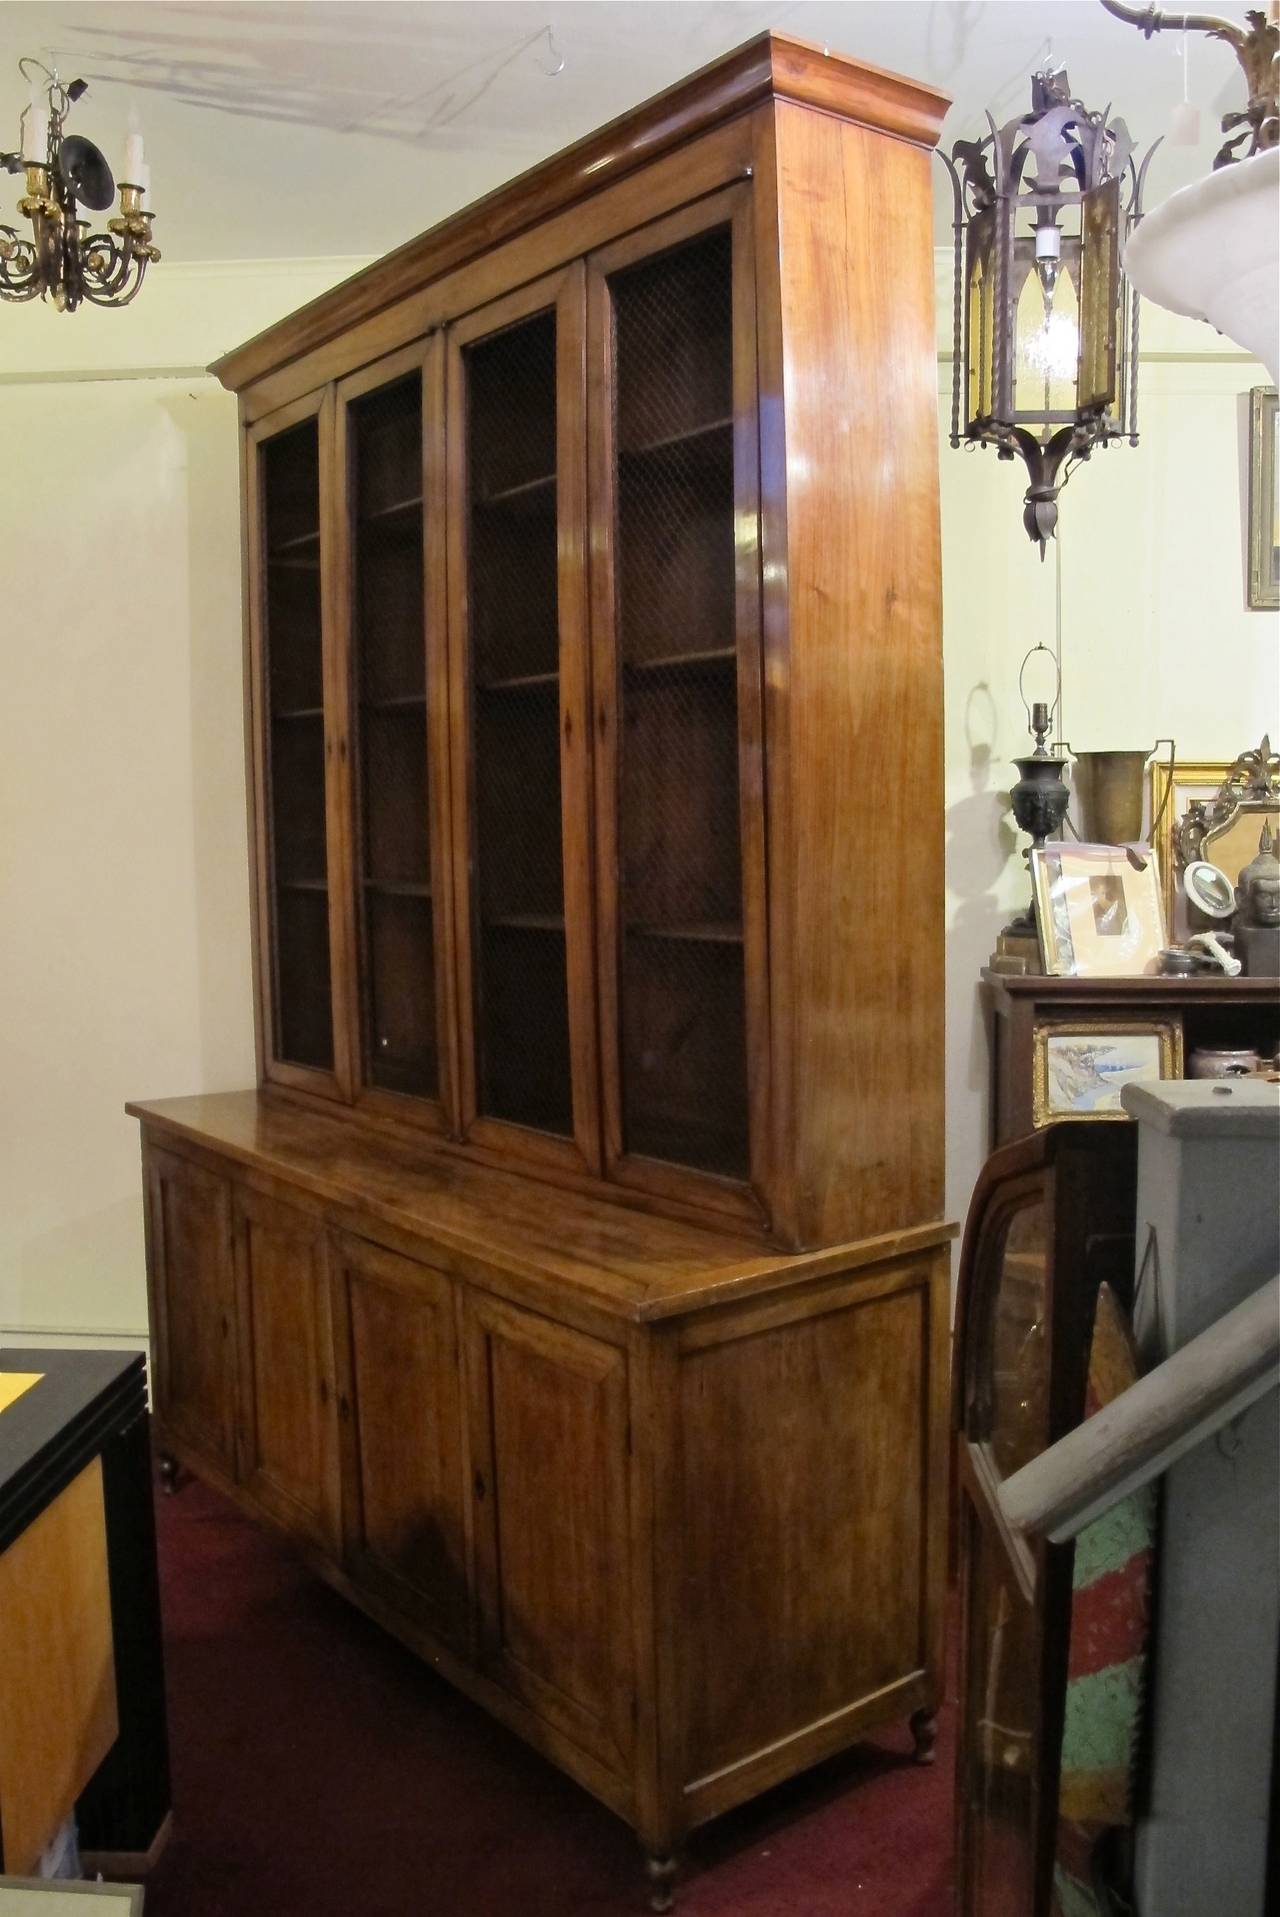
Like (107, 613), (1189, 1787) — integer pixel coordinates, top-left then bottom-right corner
(1150, 745), (1280, 937)
(1249, 386), (1279, 611)
(1031, 1018), (1183, 1127)
(1032, 842), (1167, 977)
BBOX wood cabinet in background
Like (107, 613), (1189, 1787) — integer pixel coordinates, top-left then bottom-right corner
(135, 31), (953, 1904)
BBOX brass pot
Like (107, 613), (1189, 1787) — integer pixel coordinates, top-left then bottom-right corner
(1071, 749), (1151, 844)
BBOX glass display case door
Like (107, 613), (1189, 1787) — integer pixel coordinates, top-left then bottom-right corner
(332, 337), (454, 1129)
(246, 388), (351, 1097)
(445, 263), (600, 1175)
(585, 186), (766, 1224)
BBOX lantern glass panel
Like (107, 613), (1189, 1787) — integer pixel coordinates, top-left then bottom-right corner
(1078, 178), (1121, 413)
(966, 207), (997, 427)
(1012, 236), (1081, 424)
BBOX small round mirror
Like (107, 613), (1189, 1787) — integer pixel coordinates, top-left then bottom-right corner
(1184, 859), (1234, 919)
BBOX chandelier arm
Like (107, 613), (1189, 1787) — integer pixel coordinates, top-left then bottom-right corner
(1097, 0), (1248, 50)
(82, 253), (147, 307)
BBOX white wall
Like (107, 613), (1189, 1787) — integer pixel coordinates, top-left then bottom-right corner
(0, 257), (1275, 1345)
(0, 260), (370, 1344)
(940, 319), (1279, 1242)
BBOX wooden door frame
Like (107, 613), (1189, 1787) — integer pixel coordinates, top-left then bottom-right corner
(584, 183), (768, 1231)
(245, 386), (354, 1100)
(444, 263), (601, 1179)
(331, 336), (459, 1138)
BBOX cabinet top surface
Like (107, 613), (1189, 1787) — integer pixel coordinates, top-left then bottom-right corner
(211, 29), (949, 396)
(983, 970), (1280, 1007)
(129, 1092), (953, 1322)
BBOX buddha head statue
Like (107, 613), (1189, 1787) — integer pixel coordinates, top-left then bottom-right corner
(1236, 821), (1280, 929)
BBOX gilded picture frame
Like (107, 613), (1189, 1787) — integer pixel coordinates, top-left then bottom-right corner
(1031, 1017), (1183, 1127)
(1248, 386), (1279, 611)
(1150, 750), (1280, 936)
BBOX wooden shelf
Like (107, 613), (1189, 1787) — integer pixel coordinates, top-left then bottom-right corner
(629, 920), (743, 945)
(478, 669), (559, 694)
(272, 704), (325, 722)
(359, 494), (423, 526)
(269, 527), (320, 556)
(484, 913), (565, 934)
(364, 880), (431, 899)
(278, 877), (328, 894)
(620, 415), (732, 461)
(363, 692), (426, 714)
(624, 647), (735, 676)
(475, 470), (555, 511)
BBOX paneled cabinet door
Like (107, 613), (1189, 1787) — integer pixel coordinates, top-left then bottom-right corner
(463, 1293), (633, 1775)
(246, 388), (352, 1099)
(332, 339), (456, 1128)
(330, 1236), (468, 1649)
(232, 1186), (340, 1551)
(145, 1147), (238, 1478)
(445, 263), (600, 1179)
(586, 186), (767, 1228)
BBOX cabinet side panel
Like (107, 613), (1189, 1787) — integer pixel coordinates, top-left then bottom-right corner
(677, 1276), (930, 1788)
(765, 101), (944, 1248)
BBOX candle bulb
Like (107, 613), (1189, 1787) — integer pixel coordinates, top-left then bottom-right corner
(123, 115), (144, 185)
(137, 161), (151, 206)
(25, 78), (49, 163)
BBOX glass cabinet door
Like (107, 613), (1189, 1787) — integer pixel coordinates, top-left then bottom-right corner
(446, 266), (598, 1170)
(249, 393), (341, 1087)
(336, 340), (450, 1119)
(587, 189), (764, 1212)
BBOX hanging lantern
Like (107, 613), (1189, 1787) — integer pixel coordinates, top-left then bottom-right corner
(941, 64), (1159, 555)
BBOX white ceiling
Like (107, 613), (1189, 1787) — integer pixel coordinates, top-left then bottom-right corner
(0, 0), (1254, 262)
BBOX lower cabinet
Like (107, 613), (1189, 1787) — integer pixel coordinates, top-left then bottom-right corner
(331, 1235), (468, 1650)
(232, 1186), (340, 1552)
(140, 1130), (948, 1875)
(145, 1147), (238, 1478)
(463, 1293), (634, 1774)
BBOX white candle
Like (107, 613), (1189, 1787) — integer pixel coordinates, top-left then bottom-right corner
(25, 78), (48, 163)
(137, 160), (151, 204)
(123, 120), (144, 184)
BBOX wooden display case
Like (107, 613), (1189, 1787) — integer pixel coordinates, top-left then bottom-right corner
(983, 972), (1280, 1147)
(133, 33), (952, 1901)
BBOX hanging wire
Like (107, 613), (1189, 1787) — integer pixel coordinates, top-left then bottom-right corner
(535, 27), (564, 76)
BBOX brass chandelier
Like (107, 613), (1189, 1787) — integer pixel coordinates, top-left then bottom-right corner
(1, 60), (159, 310)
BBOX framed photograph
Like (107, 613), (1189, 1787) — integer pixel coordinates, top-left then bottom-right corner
(1248, 386), (1279, 610)
(1033, 842), (1167, 977)
(1150, 751), (1280, 936)
(1032, 1019), (1182, 1126)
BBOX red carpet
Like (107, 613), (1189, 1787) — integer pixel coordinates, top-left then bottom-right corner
(146, 1476), (955, 1916)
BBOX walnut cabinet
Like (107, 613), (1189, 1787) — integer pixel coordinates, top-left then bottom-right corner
(134, 32), (953, 1899)
(134, 1095), (952, 1888)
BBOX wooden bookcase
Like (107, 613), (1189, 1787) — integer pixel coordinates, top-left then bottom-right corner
(133, 34), (952, 1902)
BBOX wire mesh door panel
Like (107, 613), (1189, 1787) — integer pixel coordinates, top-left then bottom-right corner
(346, 366), (440, 1102)
(599, 217), (754, 1186)
(258, 410), (335, 1075)
(458, 303), (574, 1139)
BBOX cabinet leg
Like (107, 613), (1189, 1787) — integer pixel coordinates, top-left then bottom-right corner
(909, 1706), (938, 1766)
(157, 1452), (182, 1496)
(644, 1853), (678, 1912)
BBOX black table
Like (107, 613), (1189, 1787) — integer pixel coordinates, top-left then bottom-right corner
(0, 1351), (169, 1874)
